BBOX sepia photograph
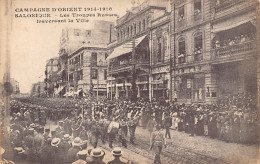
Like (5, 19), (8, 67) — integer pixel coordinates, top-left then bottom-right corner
(0, 0), (259, 163)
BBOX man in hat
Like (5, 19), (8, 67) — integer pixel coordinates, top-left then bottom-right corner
(60, 134), (71, 155)
(163, 112), (172, 139)
(72, 150), (88, 164)
(50, 138), (63, 163)
(147, 115), (157, 137)
(34, 126), (45, 160)
(56, 121), (65, 138)
(67, 137), (83, 163)
(13, 147), (26, 163)
(150, 124), (166, 164)
(108, 147), (126, 164)
(128, 115), (139, 144)
(88, 148), (105, 164)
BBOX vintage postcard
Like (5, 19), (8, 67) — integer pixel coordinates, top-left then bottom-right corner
(0, 0), (259, 163)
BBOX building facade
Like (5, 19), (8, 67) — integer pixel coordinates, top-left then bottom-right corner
(30, 82), (45, 97)
(150, 12), (171, 100)
(170, 0), (259, 104)
(67, 47), (108, 97)
(10, 78), (20, 94)
(107, 0), (170, 100)
(45, 57), (60, 97)
(66, 20), (115, 97)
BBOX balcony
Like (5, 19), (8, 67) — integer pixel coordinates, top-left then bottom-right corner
(194, 53), (203, 62)
(211, 40), (256, 59)
(215, 0), (247, 13)
(151, 59), (170, 67)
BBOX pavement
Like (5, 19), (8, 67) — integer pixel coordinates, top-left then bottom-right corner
(45, 120), (259, 164)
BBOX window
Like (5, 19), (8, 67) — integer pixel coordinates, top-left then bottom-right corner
(74, 29), (80, 36)
(194, 34), (203, 61)
(134, 23), (137, 35)
(157, 37), (162, 62)
(105, 53), (108, 59)
(143, 19), (146, 30)
(77, 70), (83, 80)
(80, 53), (84, 65)
(157, 37), (165, 63)
(104, 69), (107, 80)
(118, 32), (120, 41)
(120, 31), (123, 40)
(130, 26), (132, 36)
(86, 30), (91, 37)
(179, 78), (191, 99)
(69, 73), (74, 82)
(91, 52), (97, 66)
(127, 27), (130, 38)
(178, 39), (186, 63)
(194, 0), (201, 15)
(92, 69), (98, 79)
(178, 6), (185, 22)
(192, 78), (205, 101)
(139, 21), (142, 32)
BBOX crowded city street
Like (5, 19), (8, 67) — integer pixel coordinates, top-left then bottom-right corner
(1, 0), (260, 163)
(0, 95), (258, 164)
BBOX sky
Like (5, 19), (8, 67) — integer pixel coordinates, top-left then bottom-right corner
(9, 0), (134, 93)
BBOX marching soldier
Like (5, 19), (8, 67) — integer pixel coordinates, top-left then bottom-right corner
(149, 124), (166, 164)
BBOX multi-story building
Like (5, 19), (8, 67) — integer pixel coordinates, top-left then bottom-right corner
(150, 12), (171, 100)
(45, 57), (60, 97)
(30, 82), (45, 97)
(66, 20), (116, 97)
(107, 0), (170, 100)
(10, 78), (20, 94)
(170, 0), (259, 104)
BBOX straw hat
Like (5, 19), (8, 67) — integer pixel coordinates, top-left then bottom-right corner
(72, 137), (83, 147)
(63, 134), (70, 140)
(77, 150), (88, 156)
(111, 147), (122, 156)
(14, 147), (25, 154)
(51, 138), (61, 147)
(90, 148), (105, 157)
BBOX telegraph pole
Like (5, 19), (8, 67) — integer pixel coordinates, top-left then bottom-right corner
(131, 38), (137, 101)
(110, 63), (113, 100)
(89, 56), (93, 97)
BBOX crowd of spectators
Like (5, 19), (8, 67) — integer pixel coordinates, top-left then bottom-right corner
(0, 92), (258, 163)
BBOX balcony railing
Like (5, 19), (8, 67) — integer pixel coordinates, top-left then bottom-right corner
(212, 40), (256, 58)
(215, 0), (247, 13)
(151, 58), (170, 66)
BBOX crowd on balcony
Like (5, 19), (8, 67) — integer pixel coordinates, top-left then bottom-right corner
(214, 33), (255, 49)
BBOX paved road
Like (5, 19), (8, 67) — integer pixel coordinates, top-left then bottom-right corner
(46, 120), (259, 164)
(99, 127), (259, 164)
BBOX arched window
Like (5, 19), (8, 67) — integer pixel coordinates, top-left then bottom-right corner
(194, 32), (203, 61)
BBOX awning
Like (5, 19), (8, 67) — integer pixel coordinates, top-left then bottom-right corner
(54, 86), (65, 95)
(74, 89), (82, 95)
(212, 12), (256, 33)
(63, 91), (74, 97)
(106, 35), (147, 60)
